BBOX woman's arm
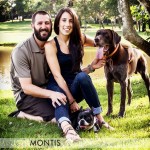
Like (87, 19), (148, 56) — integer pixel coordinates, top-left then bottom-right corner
(45, 41), (76, 105)
(82, 58), (106, 74)
(81, 33), (95, 47)
(81, 34), (106, 74)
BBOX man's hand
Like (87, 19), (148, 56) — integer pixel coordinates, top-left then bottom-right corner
(49, 91), (67, 107)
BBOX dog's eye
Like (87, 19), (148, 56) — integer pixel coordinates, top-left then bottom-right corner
(79, 116), (83, 119)
(105, 34), (109, 38)
(96, 32), (101, 36)
(86, 117), (91, 121)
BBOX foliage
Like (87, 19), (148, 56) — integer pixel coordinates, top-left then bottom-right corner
(131, 5), (149, 22)
(32, 0), (68, 17)
(15, 0), (35, 19)
(0, 20), (149, 44)
(74, 0), (91, 29)
(104, 0), (119, 18)
(118, 0), (150, 56)
(0, 0), (149, 33)
(0, 0), (11, 22)
(73, 0), (119, 29)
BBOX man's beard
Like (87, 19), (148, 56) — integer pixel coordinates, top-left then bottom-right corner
(34, 27), (51, 41)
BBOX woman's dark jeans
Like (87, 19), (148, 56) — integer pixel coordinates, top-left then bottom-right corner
(47, 72), (102, 124)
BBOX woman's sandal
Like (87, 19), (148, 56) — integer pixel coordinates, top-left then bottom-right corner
(63, 125), (81, 142)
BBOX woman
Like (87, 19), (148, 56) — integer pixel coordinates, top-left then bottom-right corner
(45, 7), (114, 142)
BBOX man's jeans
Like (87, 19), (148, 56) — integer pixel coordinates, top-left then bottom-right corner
(47, 72), (102, 124)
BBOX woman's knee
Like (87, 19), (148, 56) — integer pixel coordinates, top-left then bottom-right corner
(76, 72), (91, 85)
(55, 103), (70, 122)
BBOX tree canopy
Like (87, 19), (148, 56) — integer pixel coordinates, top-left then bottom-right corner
(119, 0), (150, 56)
(0, 0), (150, 56)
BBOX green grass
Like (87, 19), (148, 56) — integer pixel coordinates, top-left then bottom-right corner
(0, 20), (150, 45)
(0, 75), (150, 149)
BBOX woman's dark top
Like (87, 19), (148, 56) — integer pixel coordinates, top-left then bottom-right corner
(48, 37), (81, 87)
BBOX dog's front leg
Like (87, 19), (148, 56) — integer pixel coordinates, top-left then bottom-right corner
(119, 81), (127, 117)
(106, 80), (114, 116)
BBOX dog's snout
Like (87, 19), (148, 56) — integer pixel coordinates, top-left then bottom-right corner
(80, 119), (85, 125)
(94, 38), (99, 43)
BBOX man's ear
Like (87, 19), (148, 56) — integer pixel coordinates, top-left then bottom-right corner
(31, 23), (34, 29)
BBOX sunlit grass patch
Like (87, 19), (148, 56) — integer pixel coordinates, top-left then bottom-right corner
(1, 76), (149, 141)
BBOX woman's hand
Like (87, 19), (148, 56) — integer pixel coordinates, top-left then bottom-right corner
(91, 58), (106, 70)
(70, 101), (80, 113)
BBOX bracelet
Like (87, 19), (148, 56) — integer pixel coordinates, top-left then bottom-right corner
(69, 100), (75, 106)
(88, 65), (95, 73)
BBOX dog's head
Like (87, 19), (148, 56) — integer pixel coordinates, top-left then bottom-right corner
(94, 29), (121, 59)
(94, 29), (121, 48)
(77, 108), (96, 131)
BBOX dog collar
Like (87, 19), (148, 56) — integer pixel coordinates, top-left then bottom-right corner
(105, 44), (119, 59)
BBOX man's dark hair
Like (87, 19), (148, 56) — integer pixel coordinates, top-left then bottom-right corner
(32, 10), (51, 23)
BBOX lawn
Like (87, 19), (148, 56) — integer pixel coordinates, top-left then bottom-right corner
(0, 20), (149, 45)
(0, 76), (150, 149)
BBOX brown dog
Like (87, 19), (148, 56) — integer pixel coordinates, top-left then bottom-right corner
(94, 29), (150, 117)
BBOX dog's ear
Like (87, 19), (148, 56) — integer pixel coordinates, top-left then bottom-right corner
(90, 109), (94, 115)
(111, 30), (121, 47)
(86, 108), (93, 115)
(80, 106), (83, 111)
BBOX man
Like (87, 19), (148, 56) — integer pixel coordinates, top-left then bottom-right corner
(9, 10), (106, 123)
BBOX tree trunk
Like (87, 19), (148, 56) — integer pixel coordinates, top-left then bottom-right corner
(118, 0), (150, 56)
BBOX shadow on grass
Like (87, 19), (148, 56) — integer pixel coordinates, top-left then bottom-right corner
(0, 28), (31, 32)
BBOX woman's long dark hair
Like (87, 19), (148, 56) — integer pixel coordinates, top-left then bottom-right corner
(54, 7), (84, 72)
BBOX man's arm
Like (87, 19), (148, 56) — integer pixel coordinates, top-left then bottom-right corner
(11, 46), (66, 106)
(19, 78), (67, 106)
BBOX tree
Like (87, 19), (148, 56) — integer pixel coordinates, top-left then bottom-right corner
(74, 0), (91, 32)
(14, 0), (35, 21)
(138, 0), (150, 16)
(89, 0), (105, 28)
(118, 0), (150, 56)
(105, 0), (120, 28)
(33, 0), (67, 17)
(130, 4), (149, 32)
(0, 0), (10, 22)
